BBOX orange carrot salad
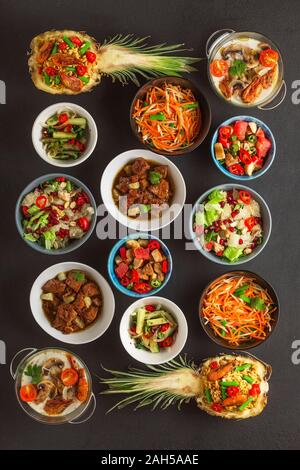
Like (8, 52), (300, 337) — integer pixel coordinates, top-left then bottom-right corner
(132, 83), (201, 152)
(201, 274), (277, 346)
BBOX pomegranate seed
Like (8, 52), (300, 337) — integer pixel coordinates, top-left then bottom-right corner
(239, 238), (243, 245)
(229, 227), (235, 232)
(232, 210), (239, 218)
(220, 201), (225, 208)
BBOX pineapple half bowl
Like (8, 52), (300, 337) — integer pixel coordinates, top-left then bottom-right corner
(100, 353), (271, 419)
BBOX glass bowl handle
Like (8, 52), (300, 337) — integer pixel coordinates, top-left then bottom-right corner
(69, 393), (96, 425)
(10, 347), (37, 379)
(206, 29), (235, 57)
(258, 80), (286, 110)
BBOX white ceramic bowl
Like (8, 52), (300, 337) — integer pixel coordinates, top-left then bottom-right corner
(32, 103), (98, 167)
(100, 149), (186, 231)
(30, 262), (115, 344)
(119, 296), (188, 365)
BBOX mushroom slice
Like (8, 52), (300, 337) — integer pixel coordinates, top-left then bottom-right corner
(258, 42), (271, 50)
(42, 358), (64, 377)
(221, 44), (244, 61)
(62, 386), (76, 401)
(35, 380), (57, 404)
(231, 79), (245, 96)
(242, 47), (260, 68)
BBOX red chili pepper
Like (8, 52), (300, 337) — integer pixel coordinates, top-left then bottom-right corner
(45, 67), (56, 76)
(239, 190), (251, 205)
(148, 240), (161, 251)
(120, 277), (130, 287)
(239, 148), (253, 165)
(145, 305), (155, 312)
(22, 206), (29, 217)
(86, 51), (96, 63)
(161, 336), (173, 348)
(119, 247), (126, 259)
(55, 176), (66, 182)
(219, 126), (233, 140)
(161, 260), (168, 273)
(228, 164), (245, 176)
(71, 36), (83, 46)
(227, 386), (239, 397)
(244, 216), (256, 232)
(249, 383), (261, 396)
(219, 137), (230, 149)
(65, 124), (72, 133)
(36, 195), (47, 209)
(211, 403), (224, 413)
(129, 326), (136, 335)
(58, 41), (67, 51)
(77, 217), (90, 231)
(133, 282), (151, 294)
(76, 65), (87, 76)
(210, 361), (218, 370)
(160, 323), (170, 332)
(131, 269), (139, 283)
(58, 113), (68, 124)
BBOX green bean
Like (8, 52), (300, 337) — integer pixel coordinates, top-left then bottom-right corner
(235, 364), (251, 372)
(51, 43), (58, 55)
(242, 375), (254, 384)
(63, 36), (75, 49)
(78, 76), (90, 84)
(43, 71), (51, 85)
(65, 66), (77, 72)
(182, 102), (199, 109)
(238, 396), (254, 411)
(205, 388), (212, 403)
(79, 41), (91, 55)
(220, 381), (239, 387)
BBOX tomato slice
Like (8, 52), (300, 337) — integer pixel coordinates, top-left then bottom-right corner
(259, 49), (279, 68)
(239, 190), (251, 205)
(244, 216), (256, 231)
(210, 59), (229, 77)
(161, 336), (173, 347)
(219, 126), (233, 140)
(219, 137), (230, 148)
(61, 368), (79, 386)
(20, 384), (37, 402)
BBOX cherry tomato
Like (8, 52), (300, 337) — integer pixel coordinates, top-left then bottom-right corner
(145, 305), (155, 312)
(86, 51), (97, 63)
(249, 383), (261, 396)
(161, 336), (173, 348)
(259, 49), (279, 68)
(227, 386), (239, 397)
(148, 240), (161, 251)
(239, 190), (251, 205)
(219, 126), (233, 140)
(61, 368), (79, 386)
(20, 384), (37, 402)
(239, 149), (253, 165)
(210, 59), (229, 77)
(36, 195), (47, 209)
(211, 403), (224, 413)
(244, 216), (256, 231)
(58, 41), (67, 51)
(71, 36), (83, 46)
(58, 113), (68, 124)
(77, 217), (90, 231)
(209, 361), (218, 370)
(76, 65), (87, 76)
(45, 67), (56, 76)
(160, 323), (170, 332)
(228, 164), (245, 176)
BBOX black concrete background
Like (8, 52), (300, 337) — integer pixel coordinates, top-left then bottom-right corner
(0, 0), (299, 450)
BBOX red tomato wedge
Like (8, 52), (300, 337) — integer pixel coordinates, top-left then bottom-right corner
(256, 137), (271, 158)
(259, 49), (279, 68)
(233, 121), (248, 141)
(20, 384), (37, 402)
(61, 368), (79, 386)
(210, 59), (229, 77)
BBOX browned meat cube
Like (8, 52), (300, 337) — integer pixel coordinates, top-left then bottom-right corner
(42, 279), (66, 295)
(142, 263), (154, 276)
(73, 292), (86, 312)
(82, 282), (100, 297)
(83, 306), (98, 324)
(44, 398), (73, 415)
(140, 178), (149, 190)
(92, 296), (102, 307)
(57, 303), (78, 324)
(132, 158), (150, 176)
(133, 258), (144, 269)
(42, 300), (57, 317)
(151, 249), (163, 263)
(65, 272), (85, 292)
(153, 165), (168, 179)
(148, 179), (170, 201)
(117, 176), (130, 194)
(137, 268), (149, 281)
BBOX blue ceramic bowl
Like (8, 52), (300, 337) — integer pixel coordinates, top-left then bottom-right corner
(15, 173), (97, 255)
(211, 116), (276, 181)
(189, 184), (272, 266)
(108, 233), (173, 298)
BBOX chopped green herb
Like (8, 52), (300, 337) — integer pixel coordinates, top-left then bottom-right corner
(24, 364), (42, 384)
(229, 60), (247, 79)
(73, 271), (85, 282)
